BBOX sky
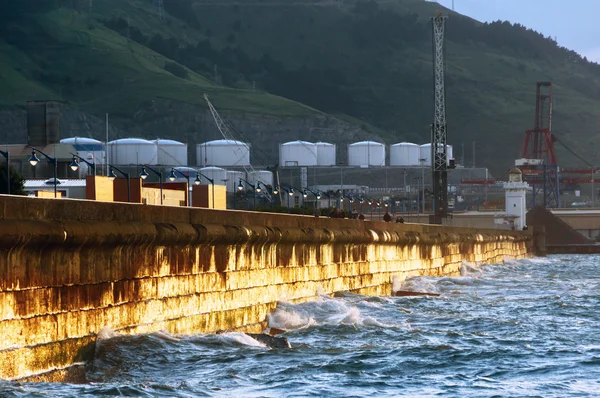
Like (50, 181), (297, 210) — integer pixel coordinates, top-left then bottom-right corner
(435, 0), (600, 62)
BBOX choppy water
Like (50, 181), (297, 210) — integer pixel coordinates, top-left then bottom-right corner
(2, 255), (600, 397)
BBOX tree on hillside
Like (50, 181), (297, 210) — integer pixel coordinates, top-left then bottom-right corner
(0, 165), (25, 195)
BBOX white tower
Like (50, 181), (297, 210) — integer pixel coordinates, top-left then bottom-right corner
(504, 167), (529, 230)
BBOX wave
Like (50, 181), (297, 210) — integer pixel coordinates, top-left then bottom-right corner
(267, 296), (399, 332)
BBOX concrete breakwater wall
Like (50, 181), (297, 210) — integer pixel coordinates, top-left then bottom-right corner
(0, 195), (531, 381)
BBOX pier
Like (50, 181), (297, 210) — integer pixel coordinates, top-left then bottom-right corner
(0, 195), (532, 381)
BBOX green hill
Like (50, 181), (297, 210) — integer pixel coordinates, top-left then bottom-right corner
(1, 0), (599, 174)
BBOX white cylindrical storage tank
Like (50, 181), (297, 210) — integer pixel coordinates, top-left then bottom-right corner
(196, 140), (250, 167)
(316, 142), (336, 166)
(348, 141), (385, 167)
(226, 170), (245, 193)
(108, 138), (158, 165)
(419, 144), (432, 167)
(279, 141), (317, 167)
(198, 166), (227, 187)
(61, 137), (106, 172)
(390, 142), (420, 166)
(247, 170), (274, 187)
(447, 144), (454, 165)
(61, 137), (106, 176)
(154, 139), (187, 166)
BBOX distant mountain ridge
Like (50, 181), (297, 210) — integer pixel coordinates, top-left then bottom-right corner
(1, 0), (599, 173)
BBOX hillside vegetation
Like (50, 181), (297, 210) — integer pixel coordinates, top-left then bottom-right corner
(1, 0), (599, 172)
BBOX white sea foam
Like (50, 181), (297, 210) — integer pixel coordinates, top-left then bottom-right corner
(268, 295), (401, 331)
(96, 326), (116, 341)
(267, 308), (317, 331)
(460, 261), (482, 277)
(399, 277), (441, 294)
(154, 329), (181, 342)
(216, 332), (267, 348)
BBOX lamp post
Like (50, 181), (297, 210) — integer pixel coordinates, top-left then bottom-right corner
(140, 165), (163, 205)
(301, 189), (308, 215)
(281, 186), (294, 213)
(288, 185), (305, 214)
(257, 181), (274, 208)
(419, 158), (426, 213)
(237, 177), (258, 210)
(69, 153), (96, 175)
(108, 165), (131, 202)
(169, 168), (192, 207)
(28, 146), (57, 198)
(193, 171), (215, 209)
(0, 149), (9, 194)
(307, 189), (321, 214)
(344, 194), (354, 214)
(414, 177), (421, 215)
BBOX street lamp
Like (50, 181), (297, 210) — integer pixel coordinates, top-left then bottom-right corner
(28, 146), (57, 198)
(414, 177), (422, 214)
(168, 168), (193, 207)
(306, 188), (321, 214)
(337, 189), (344, 210)
(256, 181), (275, 207)
(192, 170), (215, 209)
(238, 177), (258, 210)
(0, 149), (9, 194)
(69, 153), (96, 175)
(108, 165), (131, 202)
(281, 186), (294, 213)
(344, 194), (354, 214)
(140, 165), (163, 205)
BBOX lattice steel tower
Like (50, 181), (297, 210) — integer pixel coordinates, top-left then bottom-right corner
(431, 11), (449, 223)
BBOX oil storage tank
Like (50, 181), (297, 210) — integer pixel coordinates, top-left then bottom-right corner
(226, 170), (245, 192)
(418, 144), (431, 166)
(446, 144), (454, 165)
(61, 137), (105, 163)
(390, 142), (420, 166)
(247, 170), (274, 187)
(197, 140), (250, 167)
(419, 143), (454, 166)
(198, 166), (228, 187)
(109, 138), (158, 165)
(316, 142), (336, 166)
(279, 141), (317, 167)
(348, 141), (385, 167)
(154, 139), (188, 166)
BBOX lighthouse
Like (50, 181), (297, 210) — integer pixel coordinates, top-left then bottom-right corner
(503, 167), (529, 230)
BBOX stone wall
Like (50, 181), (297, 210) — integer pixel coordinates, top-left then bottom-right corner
(0, 195), (531, 381)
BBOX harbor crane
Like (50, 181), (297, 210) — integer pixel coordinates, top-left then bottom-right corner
(430, 11), (450, 224)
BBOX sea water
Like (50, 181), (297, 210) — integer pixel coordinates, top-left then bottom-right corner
(2, 255), (599, 397)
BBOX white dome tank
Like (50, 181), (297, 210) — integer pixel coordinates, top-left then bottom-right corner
(108, 138), (158, 165)
(198, 166), (227, 186)
(420, 144), (454, 166)
(154, 139), (187, 166)
(197, 140), (250, 167)
(61, 137), (106, 170)
(419, 144), (432, 167)
(348, 141), (386, 167)
(390, 142), (420, 166)
(279, 141), (317, 167)
(447, 144), (454, 165)
(316, 142), (336, 166)
(226, 170), (245, 193)
(247, 170), (273, 187)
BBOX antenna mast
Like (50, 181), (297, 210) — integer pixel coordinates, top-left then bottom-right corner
(431, 11), (449, 223)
